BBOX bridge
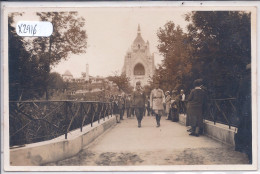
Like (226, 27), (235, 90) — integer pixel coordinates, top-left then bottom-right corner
(9, 100), (249, 166)
(46, 116), (248, 166)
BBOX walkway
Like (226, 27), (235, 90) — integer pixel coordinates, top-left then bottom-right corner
(48, 115), (249, 166)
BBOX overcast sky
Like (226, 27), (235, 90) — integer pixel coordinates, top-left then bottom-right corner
(13, 7), (190, 77)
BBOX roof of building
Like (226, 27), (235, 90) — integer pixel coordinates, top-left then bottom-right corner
(63, 70), (73, 76)
(133, 24), (145, 45)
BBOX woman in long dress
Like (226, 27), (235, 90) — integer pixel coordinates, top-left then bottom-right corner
(187, 79), (206, 136)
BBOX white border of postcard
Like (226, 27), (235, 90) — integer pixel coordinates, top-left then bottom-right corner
(1, 1), (258, 171)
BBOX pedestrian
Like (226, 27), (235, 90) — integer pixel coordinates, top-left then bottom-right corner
(113, 95), (120, 123)
(170, 90), (179, 122)
(150, 81), (165, 127)
(133, 81), (146, 127)
(187, 79), (207, 137)
(165, 91), (171, 120)
(125, 94), (132, 118)
(118, 95), (125, 120)
(146, 96), (151, 116)
(179, 89), (186, 114)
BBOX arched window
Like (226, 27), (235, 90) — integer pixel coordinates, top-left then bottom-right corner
(134, 63), (145, 75)
(138, 44), (140, 49)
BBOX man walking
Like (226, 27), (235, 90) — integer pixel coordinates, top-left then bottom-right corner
(150, 81), (165, 127)
(133, 81), (146, 128)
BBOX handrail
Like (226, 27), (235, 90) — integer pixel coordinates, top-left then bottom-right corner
(9, 100), (114, 147)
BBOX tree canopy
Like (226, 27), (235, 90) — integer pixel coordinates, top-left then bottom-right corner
(9, 12), (88, 100)
(107, 72), (133, 94)
(155, 11), (251, 98)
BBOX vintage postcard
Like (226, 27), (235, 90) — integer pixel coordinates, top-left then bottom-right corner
(1, 1), (258, 172)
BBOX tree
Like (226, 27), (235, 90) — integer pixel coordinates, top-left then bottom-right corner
(156, 21), (193, 92)
(28, 12), (88, 99)
(185, 11), (251, 98)
(9, 13), (46, 100)
(107, 72), (133, 93)
(48, 72), (66, 90)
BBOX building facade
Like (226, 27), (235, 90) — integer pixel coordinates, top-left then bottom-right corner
(122, 25), (155, 87)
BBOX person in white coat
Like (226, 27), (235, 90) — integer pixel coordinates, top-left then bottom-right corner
(150, 81), (165, 127)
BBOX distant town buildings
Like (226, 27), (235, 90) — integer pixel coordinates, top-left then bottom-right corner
(62, 64), (90, 83)
(61, 64), (118, 96)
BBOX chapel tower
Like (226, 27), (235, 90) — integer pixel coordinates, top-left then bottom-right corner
(122, 25), (155, 87)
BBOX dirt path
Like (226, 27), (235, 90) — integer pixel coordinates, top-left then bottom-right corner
(47, 116), (249, 166)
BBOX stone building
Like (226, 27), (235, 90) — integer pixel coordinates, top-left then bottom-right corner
(122, 25), (155, 87)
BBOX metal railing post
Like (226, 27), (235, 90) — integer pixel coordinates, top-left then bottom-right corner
(80, 103), (83, 132)
(65, 101), (68, 139)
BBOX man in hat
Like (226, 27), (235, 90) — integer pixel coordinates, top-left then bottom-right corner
(133, 81), (146, 127)
(150, 81), (165, 127)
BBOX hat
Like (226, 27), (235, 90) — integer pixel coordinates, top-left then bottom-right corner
(193, 79), (203, 87)
(136, 81), (141, 85)
(165, 91), (170, 94)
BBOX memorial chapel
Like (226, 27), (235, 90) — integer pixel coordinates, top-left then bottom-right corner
(122, 25), (155, 87)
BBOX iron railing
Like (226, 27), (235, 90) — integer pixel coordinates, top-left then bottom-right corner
(9, 100), (113, 147)
(182, 98), (239, 128)
(205, 98), (238, 128)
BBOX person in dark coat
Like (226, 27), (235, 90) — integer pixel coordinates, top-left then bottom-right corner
(133, 81), (146, 127)
(125, 94), (132, 118)
(113, 95), (120, 123)
(170, 90), (179, 122)
(235, 64), (252, 163)
(118, 95), (125, 120)
(187, 79), (207, 136)
(146, 96), (151, 116)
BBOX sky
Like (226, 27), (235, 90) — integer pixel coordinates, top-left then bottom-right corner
(13, 7), (190, 78)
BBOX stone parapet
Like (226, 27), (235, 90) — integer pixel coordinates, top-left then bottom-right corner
(10, 116), (117, 166)
(178, 114), (236, 146)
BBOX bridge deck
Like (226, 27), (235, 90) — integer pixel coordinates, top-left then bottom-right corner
(48, 115), (248, 166)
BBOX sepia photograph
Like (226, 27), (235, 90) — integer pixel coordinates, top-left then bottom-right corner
(2, 2), (257, 171)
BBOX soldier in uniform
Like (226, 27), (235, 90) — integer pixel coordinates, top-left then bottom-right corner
(150, 81), (165, 127)
(133, 81), (146, 128)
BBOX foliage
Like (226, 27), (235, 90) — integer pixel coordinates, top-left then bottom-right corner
(107, 72), (133, 94)
(155, 21), (193, 93)
(9, 14), (45, 100)
(9, 12), (88, 100)
(155, 11), (251, 98)
(185, 11), (251, 98)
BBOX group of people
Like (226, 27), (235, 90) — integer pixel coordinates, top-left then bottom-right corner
(111, 81), (165, 128)
(111, 79), (207, 136)
(109, 65), (252, 162)
(164, 89), (186, 122)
